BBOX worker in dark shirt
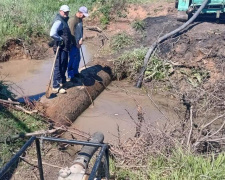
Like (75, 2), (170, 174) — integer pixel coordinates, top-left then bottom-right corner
(67, 6), (89, 81)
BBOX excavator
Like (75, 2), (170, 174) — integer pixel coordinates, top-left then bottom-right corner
(175, 0), (225, 21)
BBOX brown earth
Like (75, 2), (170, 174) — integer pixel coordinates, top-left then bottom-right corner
(5, 1), (225, 179)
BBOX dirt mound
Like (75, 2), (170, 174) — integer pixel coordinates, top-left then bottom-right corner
(0, 38), (49, 62)
(138, 17), (225, 128)
(144, 15), (182, 45)
(157, 21), (225, 82)
(139, 14), (225, 84)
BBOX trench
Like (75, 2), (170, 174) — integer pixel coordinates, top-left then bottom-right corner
(0, 45), (95, 101)
(0, 43), (179, 142)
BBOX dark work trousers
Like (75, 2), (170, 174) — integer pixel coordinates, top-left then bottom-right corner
(53, 49), (68, 88)
(68, 45), (81, 79)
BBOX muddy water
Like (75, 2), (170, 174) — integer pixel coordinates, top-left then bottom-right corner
(0, 44), (179, 143)
(0, 45), (94, 101)
(70, 81), (179, 143)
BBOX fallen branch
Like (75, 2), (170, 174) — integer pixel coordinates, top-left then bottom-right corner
(0, 99), (20, 105)
(25, 128), (63, 137)
(208, 119), (225, 138)
(147, 93), (170, 122)
(32, 159), (63, 169)
(195, 118), (225, 147)
(187, 106), (193, 148)
(85, 26), (109, 40)
(15, 105), (38, 114)
(7, 127), (65, 141)
(85, 26), (102, 33)
(202, 113), (225, 129)
(20, 155), (63, 169)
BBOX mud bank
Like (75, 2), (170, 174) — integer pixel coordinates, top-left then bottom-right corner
(40, 60), (113, 125)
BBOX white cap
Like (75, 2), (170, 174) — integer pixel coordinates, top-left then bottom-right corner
(60, 5), (70, 12)
(79, 6), (89, 17)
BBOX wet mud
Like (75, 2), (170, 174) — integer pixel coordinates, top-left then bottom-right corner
(67, 80), (179, 142)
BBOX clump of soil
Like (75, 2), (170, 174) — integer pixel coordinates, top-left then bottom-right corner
(0, 38), (49, 62)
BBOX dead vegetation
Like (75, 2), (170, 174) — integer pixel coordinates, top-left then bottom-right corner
(108, 85), (225, 178)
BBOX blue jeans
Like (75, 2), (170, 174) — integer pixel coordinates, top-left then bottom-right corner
(68, 45), (80, 79)
(53, 49), (68, 88)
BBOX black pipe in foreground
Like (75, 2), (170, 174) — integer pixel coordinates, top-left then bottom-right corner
(74, 132), (104, 169)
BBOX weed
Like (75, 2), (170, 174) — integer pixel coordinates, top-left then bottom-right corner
(114, 48), (173, 81)
(114, 47), (147, 80)
(180, 68), (210, 87)
(94, 0), (127, 26)
(0, 0), (94, 49)
(111, 149), (225, 180)
(99, 4), (111, 25)
(0, 107), (47, 168)
(110, 32), (134, 51)
(145, 56), (173, 81)
(131, 19), (146, 32)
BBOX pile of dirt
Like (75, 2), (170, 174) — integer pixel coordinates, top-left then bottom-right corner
(159, 21), (225, 72)
(134, 15), (225, 150)
(0, 38), (49, 62)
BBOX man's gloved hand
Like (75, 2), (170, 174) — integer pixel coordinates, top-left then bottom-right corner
(58, 39), (64, 46)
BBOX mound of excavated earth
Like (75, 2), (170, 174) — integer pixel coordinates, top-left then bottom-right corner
(142, 15), (225, 83)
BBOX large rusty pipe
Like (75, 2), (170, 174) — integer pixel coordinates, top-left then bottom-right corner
(40, 61), (112, 125)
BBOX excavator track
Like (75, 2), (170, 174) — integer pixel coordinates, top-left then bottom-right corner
(177, 11), (189, 22)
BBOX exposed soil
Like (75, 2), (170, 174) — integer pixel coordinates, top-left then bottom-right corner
(0, 38), (50, 62)
(3, 1), (225, 179)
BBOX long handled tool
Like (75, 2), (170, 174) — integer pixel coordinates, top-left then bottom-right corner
(46, 46), (60, 98)
(80, 46), (87, 69)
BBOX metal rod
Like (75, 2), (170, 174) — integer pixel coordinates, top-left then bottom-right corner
(89, 144), (108, 180)
(80, 46), (87, 69)
(35, 139), (44, 180)
(0, 136), (36, 179)
(38, 137), (104, 147)
(104, 147), (110, 179)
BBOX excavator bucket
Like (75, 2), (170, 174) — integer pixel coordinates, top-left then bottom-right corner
(177, 0), (190, 21)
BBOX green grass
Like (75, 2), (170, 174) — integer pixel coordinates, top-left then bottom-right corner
(0, 107), (47, 168)
(127, 0), (174, 3)
(110, 32), (134, 51)
(0, 0), (94, 49)
(0, 81), (47, 168)
(114, 47), (173, 81)
(111, 150), (225, 180)
(131, 19), (146, 32)
(91, 0), (127, 27)
(114, 47), (147, 80)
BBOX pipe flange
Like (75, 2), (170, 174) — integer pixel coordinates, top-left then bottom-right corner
(58, 167), (71, 178)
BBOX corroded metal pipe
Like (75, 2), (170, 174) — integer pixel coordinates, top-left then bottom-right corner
(58, 132), (104, 180)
